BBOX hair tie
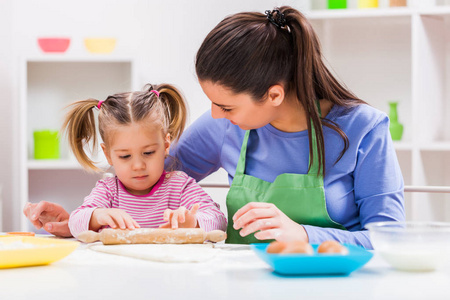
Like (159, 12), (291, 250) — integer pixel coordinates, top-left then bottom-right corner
(265, 9), (289, 32)
(151, 90), (160, 97)
(97, 100), (104, 109)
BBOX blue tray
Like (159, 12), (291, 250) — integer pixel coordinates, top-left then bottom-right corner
(251, 243), (373, 276)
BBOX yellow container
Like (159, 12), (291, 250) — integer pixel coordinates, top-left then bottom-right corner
(0, 236), (79, 269)
(358, 0), (378, 8)
(84, 38), (116, 53)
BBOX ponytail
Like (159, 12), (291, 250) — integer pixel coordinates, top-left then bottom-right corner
(154, 84), (187, 143)
(61, 99), (101, 172)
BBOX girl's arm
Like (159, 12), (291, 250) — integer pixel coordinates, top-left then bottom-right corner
(177, 173), (227, 232)
(68, 179), (115, 238)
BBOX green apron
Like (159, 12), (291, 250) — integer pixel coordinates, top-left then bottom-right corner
(226, 119), (346, 244)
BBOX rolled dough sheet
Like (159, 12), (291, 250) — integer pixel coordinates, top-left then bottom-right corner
(89, 243), (216, 263)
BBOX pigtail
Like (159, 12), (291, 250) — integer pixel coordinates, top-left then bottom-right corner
(61, 99), (101, 172)
(155, 84), (188, 143)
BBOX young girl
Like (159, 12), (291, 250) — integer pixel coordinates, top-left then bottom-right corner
(63, 84), (227, 238)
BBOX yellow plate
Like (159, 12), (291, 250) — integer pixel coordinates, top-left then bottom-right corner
(0, 236), (79, 269)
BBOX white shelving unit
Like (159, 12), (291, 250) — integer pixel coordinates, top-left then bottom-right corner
(19, 56), (138, 231)
(305, 6), (450, 221)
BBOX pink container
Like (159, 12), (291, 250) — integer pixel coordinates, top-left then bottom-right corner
(37, 38), (70, 53)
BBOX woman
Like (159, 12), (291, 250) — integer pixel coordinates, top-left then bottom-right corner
(24, 7), (404, 249)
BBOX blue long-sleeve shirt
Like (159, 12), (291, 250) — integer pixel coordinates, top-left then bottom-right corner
(167, 104), (405, 249)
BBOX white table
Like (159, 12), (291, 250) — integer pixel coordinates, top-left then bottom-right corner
(1, 242), (449, 300)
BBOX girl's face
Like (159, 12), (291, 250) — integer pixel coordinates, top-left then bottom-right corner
(101, 122), (170, 196)
(199, 80), (278, 130)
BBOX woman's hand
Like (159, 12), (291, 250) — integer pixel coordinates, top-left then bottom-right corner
(23, 201), (72, 237)
(232, 202), (308, 242)
(90, 208), (140, 231)
(159, 203), (200, 229)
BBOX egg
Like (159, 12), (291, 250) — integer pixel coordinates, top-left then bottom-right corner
(280, 241), (314, 254)
(266, 241), (287, 253)
(317, 240), (349, 254)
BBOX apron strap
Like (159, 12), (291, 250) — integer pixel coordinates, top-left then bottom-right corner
(235, 130), (251, 176)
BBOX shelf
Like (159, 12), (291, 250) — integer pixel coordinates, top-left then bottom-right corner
(306, 8), (413, 20)
(306, 7), (450, 20)
(393, 142), (413, 151)
(418, 142), (450, 151)
(419, 6), (450, 16)
(24, 55), (135, 63)
(19, 57), (137, 231)
(28, 159), (82, 170)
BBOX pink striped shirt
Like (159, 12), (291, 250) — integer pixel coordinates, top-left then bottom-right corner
(69, 171), (227, 238)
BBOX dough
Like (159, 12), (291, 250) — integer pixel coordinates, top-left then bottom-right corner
(88, 243), (216, 263)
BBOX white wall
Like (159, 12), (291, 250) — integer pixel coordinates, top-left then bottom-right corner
(1, 0), (307, 231)
(0, 0), (14, 231)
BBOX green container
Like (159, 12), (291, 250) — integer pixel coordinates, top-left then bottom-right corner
(33, 130), (60, 159)
(388, 102), (404, 141)
(328, 0), (347, 9)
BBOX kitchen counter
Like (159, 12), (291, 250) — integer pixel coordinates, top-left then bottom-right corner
(1, 242), (449, 300)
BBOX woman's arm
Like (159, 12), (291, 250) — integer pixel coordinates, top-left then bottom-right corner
(166, 110), (227, 181)
(23, 201), (72, 237)
(305, 113), (405, 249)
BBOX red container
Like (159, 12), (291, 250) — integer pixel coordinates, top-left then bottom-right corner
(37, 38), (70, 53)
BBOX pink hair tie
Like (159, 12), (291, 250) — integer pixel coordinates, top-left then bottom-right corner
(97, 100), (104, 109)
(151, 90), (160, 97)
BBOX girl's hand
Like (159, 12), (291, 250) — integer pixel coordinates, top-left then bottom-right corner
(90, 208), (140, 231)
(232, 202), (308, 242)
(159, 203), (200, 229)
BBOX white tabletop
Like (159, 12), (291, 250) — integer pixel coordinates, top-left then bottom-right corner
(1, 242), (450, 300)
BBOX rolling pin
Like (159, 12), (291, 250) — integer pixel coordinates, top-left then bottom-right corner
(78, 228), (227, 245)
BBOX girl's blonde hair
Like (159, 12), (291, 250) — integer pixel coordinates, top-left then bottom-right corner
(62, 83), (187, 172)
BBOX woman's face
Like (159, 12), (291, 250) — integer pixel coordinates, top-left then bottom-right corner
(199, 80), (277, 130)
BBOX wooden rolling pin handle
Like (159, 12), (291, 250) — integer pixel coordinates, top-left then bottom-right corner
(77, 230), (101, 243)
(205, 230), (227, 243)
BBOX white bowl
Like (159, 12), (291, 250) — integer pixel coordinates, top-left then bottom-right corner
(366, 221), (450, 272)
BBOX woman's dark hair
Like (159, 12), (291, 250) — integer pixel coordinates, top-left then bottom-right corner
(195, 6), (365, 176)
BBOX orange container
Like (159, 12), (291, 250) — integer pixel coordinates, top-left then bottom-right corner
(6, 232), (36, 236)
(390, 0), (406, 6)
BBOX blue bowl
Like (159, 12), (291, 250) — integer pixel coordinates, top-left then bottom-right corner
(251, 243), (373, 276)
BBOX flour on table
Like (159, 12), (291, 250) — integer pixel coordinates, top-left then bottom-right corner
(88, 243), (216, 263)
(0, 241), (37, 250)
